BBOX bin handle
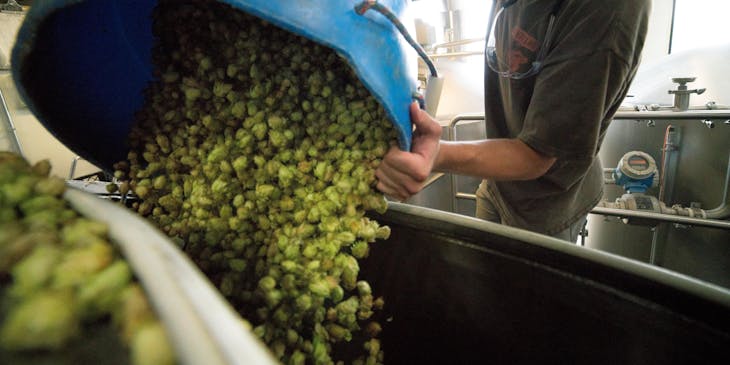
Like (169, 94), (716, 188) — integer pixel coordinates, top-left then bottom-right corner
(355, 0), (438, 79)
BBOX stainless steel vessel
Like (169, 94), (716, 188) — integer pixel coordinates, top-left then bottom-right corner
(586, 46), (730, 288)
(364, 203), (730, 364)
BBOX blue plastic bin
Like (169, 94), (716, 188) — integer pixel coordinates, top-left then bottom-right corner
(11, 0), (418, 171)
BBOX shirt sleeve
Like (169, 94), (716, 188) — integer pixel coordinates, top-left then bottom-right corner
(517, 48), (634, 160)
(516, 0), (649, 160)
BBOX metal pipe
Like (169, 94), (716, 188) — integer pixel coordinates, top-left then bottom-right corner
(649, 224), (661, 265)
(429, 37), (485, 51)
(428, 51), (484, 59)
(441, 110), (730, 125)
(0, 87), (23, 155)
(448, 114), (486, 211)
(658, 124), (680, 203)
(705, 152), (730, 219)
(603, 167), (615, 184)
(448, 113), (485, 135)
(619, 102), (730, 112)
(456, 192), (476, 200)
(444, 0), (455, 45)
(443, 110), (730, 124)
(68, 155), (82, 180)
(590, 206), (730, 230)
(612, 110), (730, 120)
(450, 191), (730, 230)
(422, 172), (446, 190)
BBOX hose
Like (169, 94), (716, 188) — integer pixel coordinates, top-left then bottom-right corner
(355, 0), (438, 78)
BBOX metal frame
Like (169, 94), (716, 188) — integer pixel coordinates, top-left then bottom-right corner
(0, 86), (23, 154)
(592, 206), (730, 230)
(612, 109), (730, 121)
(426, 38), (485, 59)
(447, 113), (486, 212)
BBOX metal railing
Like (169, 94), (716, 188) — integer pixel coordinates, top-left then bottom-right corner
(447, 114), (485, 212)
(0, 87), (23, 154)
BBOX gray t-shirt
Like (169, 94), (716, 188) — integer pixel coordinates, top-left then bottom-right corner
(483, 0), (650, 235)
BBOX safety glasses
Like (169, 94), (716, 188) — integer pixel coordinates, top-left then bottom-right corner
(485, 0), (562, 79)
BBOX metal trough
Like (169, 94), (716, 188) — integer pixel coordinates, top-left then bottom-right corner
(362, 203), (730, 364)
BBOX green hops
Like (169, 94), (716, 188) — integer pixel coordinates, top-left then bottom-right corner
(35, 176), (66, 196)
(8, 244), (62, 299)
(0, 290), (79, 350)
(130, 322), (175, 365)
(232, 101), (246, 118)
(115, 1), (399, 363)
(184, 87), (201, 101)
(78, 260), (133, 316)
(0, 153), (175, 364)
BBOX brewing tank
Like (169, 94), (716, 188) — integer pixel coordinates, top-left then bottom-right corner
(586, 45), (730, 288)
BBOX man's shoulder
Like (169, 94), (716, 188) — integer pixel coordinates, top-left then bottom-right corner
(548, 0), (649, 66)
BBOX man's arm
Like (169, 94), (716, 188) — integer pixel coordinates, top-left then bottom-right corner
(375, 102), (556, 201)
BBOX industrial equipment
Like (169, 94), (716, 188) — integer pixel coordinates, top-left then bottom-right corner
(587, 46), (730, 284)
(597, 150), (708, 226)
(668, 77), (706, 111)
(611, 150), (658, 194)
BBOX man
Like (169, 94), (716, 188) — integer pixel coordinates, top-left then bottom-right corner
(375, 0), (650, 242)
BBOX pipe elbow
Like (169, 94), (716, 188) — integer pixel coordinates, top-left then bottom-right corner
(705, 205), (730, 220)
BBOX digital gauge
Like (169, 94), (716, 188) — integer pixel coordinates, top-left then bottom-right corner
(619, 151), (657, 179)
(614, 151), (658, 193)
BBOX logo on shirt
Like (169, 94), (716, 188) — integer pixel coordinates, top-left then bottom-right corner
(509, 26), (539, 72)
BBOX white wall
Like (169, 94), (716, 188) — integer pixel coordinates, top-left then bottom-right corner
(0, 72), (100, 178)
(0, 11), (23, 69)
(672, 0), (730, 53)
(642, 0), (674, 64)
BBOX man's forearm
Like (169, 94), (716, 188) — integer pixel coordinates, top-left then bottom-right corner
(433, 139), (556, 181)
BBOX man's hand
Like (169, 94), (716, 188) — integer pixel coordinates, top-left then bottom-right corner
(376, 102), (442, 201)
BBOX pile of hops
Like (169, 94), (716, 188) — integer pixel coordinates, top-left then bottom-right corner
(114, 1), (397, 364)
(0, 152), (174, 365)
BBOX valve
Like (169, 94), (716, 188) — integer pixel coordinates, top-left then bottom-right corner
(668, 77), (706, 111)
